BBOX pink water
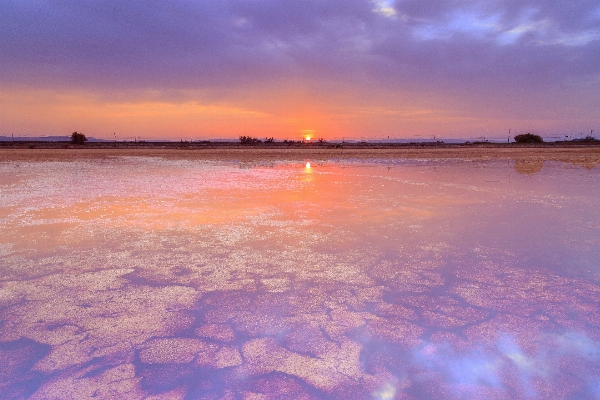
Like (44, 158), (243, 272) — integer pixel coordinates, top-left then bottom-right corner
(1, 157), (599, 399)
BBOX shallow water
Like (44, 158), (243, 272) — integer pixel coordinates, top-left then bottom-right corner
(1, 157), (599, 399)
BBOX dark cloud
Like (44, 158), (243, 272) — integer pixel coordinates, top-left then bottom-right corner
(1, 0), (599, 97)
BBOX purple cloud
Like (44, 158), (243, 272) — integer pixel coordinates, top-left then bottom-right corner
(1, 0), (598, 137)
(1, 0), (597, 89)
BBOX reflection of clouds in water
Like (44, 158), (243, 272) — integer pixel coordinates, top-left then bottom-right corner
(372, 381), (397, 399)
(403, 332), (600, 398)
(553, 331), (600, 360)
(419, 344), (500, 387)
(499, 335), (547, 376)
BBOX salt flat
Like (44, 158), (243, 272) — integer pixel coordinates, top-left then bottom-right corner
(1, 153), (599, 399)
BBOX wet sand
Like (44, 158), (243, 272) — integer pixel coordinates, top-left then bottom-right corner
(1, 146), (600, 169)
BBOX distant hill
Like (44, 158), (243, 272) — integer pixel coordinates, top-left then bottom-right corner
(0, 136), (108, 142)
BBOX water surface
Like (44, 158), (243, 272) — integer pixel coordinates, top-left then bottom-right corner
(1, 157), (599, 399)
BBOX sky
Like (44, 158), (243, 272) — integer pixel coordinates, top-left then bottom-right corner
(1, 0), (599, 141)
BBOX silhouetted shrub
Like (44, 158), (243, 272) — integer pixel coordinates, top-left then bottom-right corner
(265, 137), (275, 143)
(71, 132), (87, 144)
(514, 133), (543, 143)
(239, 136), (261, 145)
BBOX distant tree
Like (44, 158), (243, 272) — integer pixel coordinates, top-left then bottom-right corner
(265, 137), (275, 143)
(239, 135), (261, 145)
(514, 133), (543, 144)
(71, 131), (87, 144)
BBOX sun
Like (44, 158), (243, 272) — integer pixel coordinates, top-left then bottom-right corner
(302, 129), (315, 141)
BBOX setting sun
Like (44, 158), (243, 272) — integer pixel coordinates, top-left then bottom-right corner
(302, 130), (315, 141)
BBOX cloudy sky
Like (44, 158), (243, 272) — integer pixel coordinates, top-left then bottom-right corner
(1, 0), (599, 140)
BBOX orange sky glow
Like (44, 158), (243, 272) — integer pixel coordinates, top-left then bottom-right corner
(3, 85), (595, 141)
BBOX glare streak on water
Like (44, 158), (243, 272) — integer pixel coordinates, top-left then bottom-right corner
(0, 157), (599, 399)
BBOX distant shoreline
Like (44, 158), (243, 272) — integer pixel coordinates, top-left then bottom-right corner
(2, 139), (600, 151)
(1, 139), (600, 149)
(1, 142), (599, 169)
